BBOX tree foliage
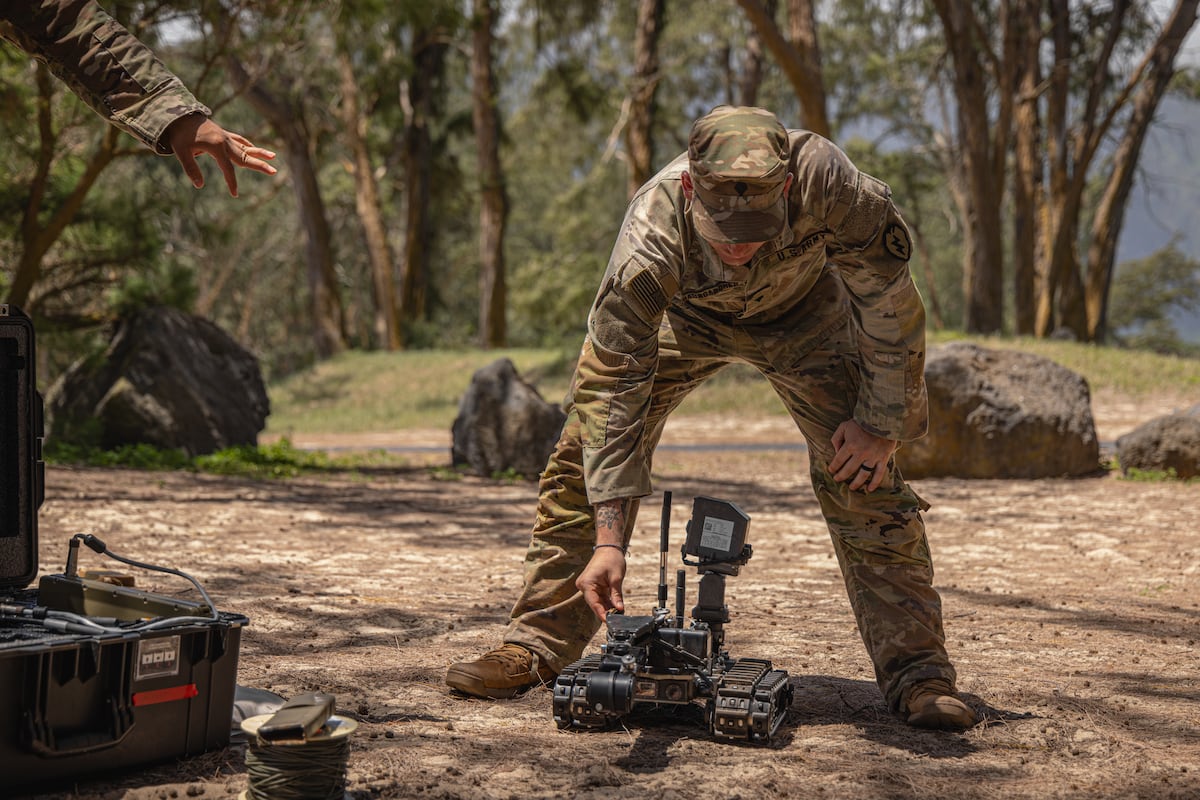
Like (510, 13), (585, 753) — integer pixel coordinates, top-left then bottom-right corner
(2, 0), (1198, 391)
(1109, 242), (1200, 352)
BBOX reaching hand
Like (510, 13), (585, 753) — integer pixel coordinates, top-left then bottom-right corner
(577, 547), (627, 621)
(830, 419), (898, 492)
(165, 114), (277, 197)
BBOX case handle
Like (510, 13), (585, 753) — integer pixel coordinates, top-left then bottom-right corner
(28, 716), (135, 757)
(23, 642), (136, 757)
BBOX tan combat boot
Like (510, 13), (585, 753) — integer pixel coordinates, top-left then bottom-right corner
(905, 684), (978, 730)
(445, 644), (557, 699)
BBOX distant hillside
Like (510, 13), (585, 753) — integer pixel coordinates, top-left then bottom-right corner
(1121, 94), (1200, 342)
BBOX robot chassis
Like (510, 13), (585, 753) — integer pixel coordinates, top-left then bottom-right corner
(552, 493), (794, 741)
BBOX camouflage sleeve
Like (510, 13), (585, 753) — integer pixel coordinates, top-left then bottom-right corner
(573, 179), (686, 504)
(0, 0), (210, 154)
(823, 164), (929, 442)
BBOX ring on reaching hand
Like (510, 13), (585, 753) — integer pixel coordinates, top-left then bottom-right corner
(859, 464), (876, 474)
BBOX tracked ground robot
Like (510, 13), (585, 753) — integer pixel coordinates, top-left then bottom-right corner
(553, 493), (793, 741)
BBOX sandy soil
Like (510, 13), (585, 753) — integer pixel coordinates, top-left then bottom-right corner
(13, 392), (1200, 800)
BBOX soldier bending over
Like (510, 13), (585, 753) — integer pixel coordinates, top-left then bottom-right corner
(446, 106), (976, 731)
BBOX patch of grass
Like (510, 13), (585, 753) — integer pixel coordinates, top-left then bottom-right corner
(46, 441), (193, 470)
(491, 466), (535, 483)
(668, 362), (787, 417)
(265, 348), (578, 435)
(50, 337), (1200, 479)
(264, 347), (797, 434)
(928, 332), (1200, 398)
(429, 464), (468, 482)
(1118, 465), (1199, 484)
(46, 438), (413, 479)
(193, 439), (335, 478)
(261, 336), (1200, 437)
(269, 338), (1200, 436)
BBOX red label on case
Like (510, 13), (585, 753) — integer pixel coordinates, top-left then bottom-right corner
(132, 684), (199, 706)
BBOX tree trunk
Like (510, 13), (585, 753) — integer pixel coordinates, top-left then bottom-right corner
(7, 64), (121, 311)
(1055, 2), (1130, 339)
(931, 0), (1005, 334)
(735, 0), (830, 137)
(1084, 0), (1199, 341)
(398, 27), (447, 343)
(1027, 0), (1196, 341)
(625, 0), (663, 198)
(906, 201), (945, 330)
(472, 0), (507, 348)
(785, 0), (828, 132)
(1034, 0), (1073, 336)
(229, 59), (346, 358)
(738, 0), (774, 106)
(1011, 0), (1043, 335)
(337, 49), (401, 351)
(1050, 211), (1088, 338)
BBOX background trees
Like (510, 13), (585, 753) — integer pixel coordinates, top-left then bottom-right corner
(2, 0), (1198, 386)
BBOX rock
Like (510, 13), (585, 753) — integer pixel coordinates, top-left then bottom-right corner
(47, 306), (269, 455)
(897, 343), (1099, 479)
(1049, 326), (1078, 342)
(1115, 410), (1200, 479)
(451, 358), (566, 478)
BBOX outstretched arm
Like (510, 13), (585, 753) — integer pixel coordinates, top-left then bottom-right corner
(165, 114), (276, 197)
(1, 1), (276, 196)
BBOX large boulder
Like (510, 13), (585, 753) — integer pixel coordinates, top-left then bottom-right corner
(47, 306), (269, 455)
(451, 358), (566, 478)
(897, 343), (1099, 479)
(1115, 407), (1200, 479)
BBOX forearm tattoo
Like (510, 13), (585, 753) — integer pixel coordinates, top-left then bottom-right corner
(595, 500), (624, 538)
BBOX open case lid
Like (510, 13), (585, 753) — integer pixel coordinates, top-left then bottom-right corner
(0, 304), (44, 590)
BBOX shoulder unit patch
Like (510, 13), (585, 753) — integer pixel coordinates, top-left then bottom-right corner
(884, 223), (912, 261)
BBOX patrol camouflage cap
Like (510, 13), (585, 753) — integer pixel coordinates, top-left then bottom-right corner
(687, 106), (790, 244)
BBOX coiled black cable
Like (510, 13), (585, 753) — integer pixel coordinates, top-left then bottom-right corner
(244, 725), (352, 800)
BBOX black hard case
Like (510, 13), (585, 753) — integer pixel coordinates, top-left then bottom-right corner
(0, 305), (248, 791)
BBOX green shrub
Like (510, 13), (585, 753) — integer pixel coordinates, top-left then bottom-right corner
(45, 438), (409, 479)
(1118, 465), (1199, 483)
(46, 440), (191, 470)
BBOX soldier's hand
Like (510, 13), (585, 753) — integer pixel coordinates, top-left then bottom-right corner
(166, 114), (277, 197)
(577, 547), (627, 621)
(831, 419), (898, 492)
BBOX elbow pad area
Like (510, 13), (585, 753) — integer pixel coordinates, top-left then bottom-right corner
(835, 172), (913, 279)
(834, 172), (890, 249)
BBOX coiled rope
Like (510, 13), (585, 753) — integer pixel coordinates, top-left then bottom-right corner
(241, 715), (356, 800)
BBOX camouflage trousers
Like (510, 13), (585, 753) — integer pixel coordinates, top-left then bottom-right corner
(503, 276), (956, 713)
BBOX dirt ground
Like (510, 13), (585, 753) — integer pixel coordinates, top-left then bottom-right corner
(16, 389), (1200, 800)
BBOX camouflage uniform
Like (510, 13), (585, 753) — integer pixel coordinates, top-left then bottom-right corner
(0, 0), (210, 153)
(503, 108), (956, 713)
